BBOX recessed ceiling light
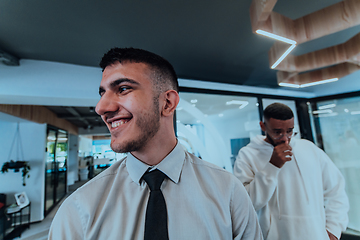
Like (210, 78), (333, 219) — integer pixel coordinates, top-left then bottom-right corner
(190, 99), (198, 103)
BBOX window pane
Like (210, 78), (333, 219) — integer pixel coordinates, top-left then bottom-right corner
(177, 92), (261, 172)
(310, 96), (360, 232)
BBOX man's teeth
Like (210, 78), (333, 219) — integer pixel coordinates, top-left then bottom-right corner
(111, 120), (128, 128)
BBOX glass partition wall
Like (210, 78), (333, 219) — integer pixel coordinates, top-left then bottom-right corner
(177, 92), (262, 171)
(177, 89), (359, 234)
(310, 96), (360, 233)
(45, 127), (68, 216)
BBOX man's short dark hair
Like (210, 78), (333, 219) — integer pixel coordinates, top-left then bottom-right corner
(100, 47), (179, 93)
(263, 102), (294, 121)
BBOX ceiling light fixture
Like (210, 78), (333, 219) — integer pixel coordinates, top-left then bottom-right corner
(190, 99), (198, 103)
(318, 103), (336, 110)
(256, 30), (297, 69)
(278, 82), (300, 88)
(271, 44), (296, 69)
(351, 111), (360, 115)
(313, 109), (333, 114)
(226, 100), (249, 109)
(299, 78), (338, 88)
(256, 30), (296, 45)
(317, 112), (338, 118)
(279, 78), (338, 88)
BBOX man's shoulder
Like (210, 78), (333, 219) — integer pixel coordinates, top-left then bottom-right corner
(71, 157), (127, 195)
(184, 151), (239, 182)
(293, 138), (318, 149)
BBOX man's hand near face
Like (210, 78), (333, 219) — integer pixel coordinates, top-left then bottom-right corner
(269, 139), (293, 168)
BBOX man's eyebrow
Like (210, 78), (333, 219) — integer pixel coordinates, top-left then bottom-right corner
(98, 78), (139, 96)
(110, 78), (139, 88)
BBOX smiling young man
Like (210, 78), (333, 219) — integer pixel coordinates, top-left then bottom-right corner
(233, 102), (349, 240)
(48, 47), (262, 240)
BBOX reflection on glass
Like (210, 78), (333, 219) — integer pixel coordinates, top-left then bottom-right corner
(45, 130), (56, 212)
(55, 130), (67, 203)
(177, 92), (261, 172)
(310, 96), (360, 232)
(45, 128), (68, 215)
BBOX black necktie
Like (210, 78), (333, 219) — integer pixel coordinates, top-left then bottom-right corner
(142, 169), (169, 240)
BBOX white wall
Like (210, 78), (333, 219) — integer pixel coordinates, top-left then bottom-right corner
(0, 119), (47, 222)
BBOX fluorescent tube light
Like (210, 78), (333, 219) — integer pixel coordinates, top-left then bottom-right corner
(300, 78), (338, 88)
(317, 112), (338, 117)
(279, 78), (339, 89)
(351, 111), (360, 115)
(318, 103), (336, 110)
(278, 82), (300, 88)
(256, 30), (297, 45)
(313, 109), (333, 114)
(271, 44), (296, 69)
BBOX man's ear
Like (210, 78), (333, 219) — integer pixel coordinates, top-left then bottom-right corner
(260, 121), (266, 132)
(161, 90), (179, 117)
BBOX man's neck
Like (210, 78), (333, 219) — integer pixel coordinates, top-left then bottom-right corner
(131, 136), (178, 166)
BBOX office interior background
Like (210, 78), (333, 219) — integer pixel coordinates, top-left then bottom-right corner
(1, 0), (360, 238)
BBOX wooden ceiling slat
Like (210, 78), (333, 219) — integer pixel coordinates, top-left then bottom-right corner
(250, 0), (360, 86)
(277, 62), (360, 85)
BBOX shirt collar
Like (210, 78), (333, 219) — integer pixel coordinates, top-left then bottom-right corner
(126, 141), (185, 185)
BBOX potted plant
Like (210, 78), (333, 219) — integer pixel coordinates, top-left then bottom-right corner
(1, 160), (31, 186)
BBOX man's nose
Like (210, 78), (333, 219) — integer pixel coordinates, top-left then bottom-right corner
(279, 134), (289, 143)
(95, 92), (119, 116)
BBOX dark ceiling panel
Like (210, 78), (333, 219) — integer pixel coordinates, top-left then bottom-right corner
(1, 0), (358, 127)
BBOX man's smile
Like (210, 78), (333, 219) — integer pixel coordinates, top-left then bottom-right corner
(111, 119), (130, 128)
